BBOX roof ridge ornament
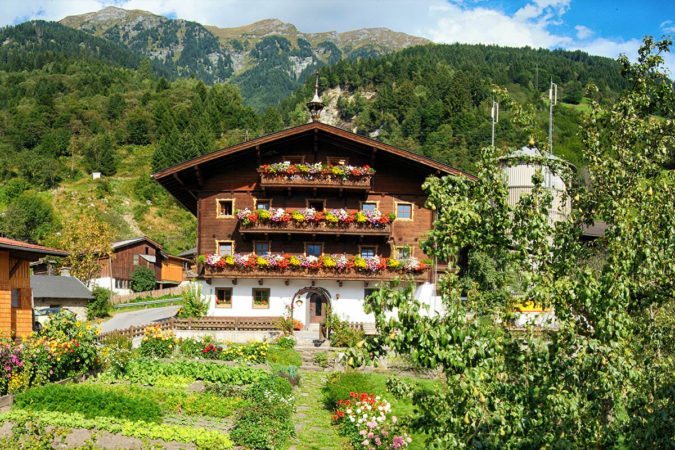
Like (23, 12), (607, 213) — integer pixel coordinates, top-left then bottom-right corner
(306, 72), (324, 122)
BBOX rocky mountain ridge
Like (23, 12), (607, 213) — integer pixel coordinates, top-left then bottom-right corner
(59, 7), (429, 108)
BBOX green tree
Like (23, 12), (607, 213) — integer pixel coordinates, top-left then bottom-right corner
(125, 109), (151, 145)
(83, 134), (117, 176)
(347, 37), (674, 448)
(130, 266), (156, 293)
(0, 192), (56, 242)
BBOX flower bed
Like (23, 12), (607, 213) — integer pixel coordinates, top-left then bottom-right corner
(237, 207), (394, 234)
(0, 313), (100, 395)
(332, 392), (412, 449)
(258, 162), (375, 180)
(202, 253), (428, 277)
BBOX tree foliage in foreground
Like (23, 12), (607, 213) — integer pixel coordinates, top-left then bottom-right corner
(348, 37), (674, 448)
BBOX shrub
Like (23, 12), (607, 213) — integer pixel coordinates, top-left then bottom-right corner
(332, 392), (412, 449)
(139, 325), (176, 358)
(14, 383), (162, 423)
(87, 286), (111, 319)
(178, 336), (209, 357)
(99, 333), (133, 376)
(22, 312), (99, 387)
(0, 342), (23, 396)
(323, 372), (389, 409)
(274, 335), (296, 349)
(177, 284), (208, 318)
(267, 345), (302, 367)
(276, 365), (300, 387)
(313, 351), (330, 368)
(130, 266), (156, 292)
(326, 314), (365, 347)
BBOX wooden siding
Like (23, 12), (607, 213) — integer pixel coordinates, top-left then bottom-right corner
(195, 135), (438, 282)
(99, 241), (163, 281)
(161, 257), (185, 283)
(0, 251), (33, 338)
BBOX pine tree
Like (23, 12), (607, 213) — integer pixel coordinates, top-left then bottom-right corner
(84, 134), (117, 176)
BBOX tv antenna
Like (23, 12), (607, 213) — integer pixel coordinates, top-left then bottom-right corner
(548, 80), (558, 154)
(491, 99), (499, 147)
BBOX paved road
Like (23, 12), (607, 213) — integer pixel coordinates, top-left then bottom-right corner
(100, 305), (181, 333)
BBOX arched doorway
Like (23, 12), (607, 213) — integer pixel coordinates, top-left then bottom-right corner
(291, 286), (331, 329)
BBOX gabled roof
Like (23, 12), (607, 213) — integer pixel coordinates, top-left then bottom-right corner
(0, 237), (68, 259)
(152, 121), (475, 214)
(31, 275), (93, 300)
(112, 236), (163, 251)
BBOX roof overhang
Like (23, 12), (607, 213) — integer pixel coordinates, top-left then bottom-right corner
(0, 239), (68, 262)
(152, 121), (475, 215)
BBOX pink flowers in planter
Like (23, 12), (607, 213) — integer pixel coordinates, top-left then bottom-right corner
(258, 162), (375, 180)
(201, 253), (428, 275)
(236, 207), (395, 228)
(333, 392), (412, 449)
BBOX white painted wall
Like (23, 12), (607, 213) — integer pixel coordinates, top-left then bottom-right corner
(201, 278), (440, 325)
(89, 277), (132, 295)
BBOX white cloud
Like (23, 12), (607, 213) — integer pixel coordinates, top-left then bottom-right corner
(2, 0), (671, 74)
(575, 25), (593, 40)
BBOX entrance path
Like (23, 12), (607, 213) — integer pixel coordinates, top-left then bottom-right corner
(290, 370), (350, 450)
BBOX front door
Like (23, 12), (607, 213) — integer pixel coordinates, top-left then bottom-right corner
(309, 293), (327, 324)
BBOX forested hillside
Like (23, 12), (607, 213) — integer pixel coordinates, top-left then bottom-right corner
(0, 21), (273, 253)
(0, 20), (632, 251)
(280, 44), (628, 171)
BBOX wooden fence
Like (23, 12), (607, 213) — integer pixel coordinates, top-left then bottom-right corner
(97, 316), (283, 341)
(111, 286), (185, 305)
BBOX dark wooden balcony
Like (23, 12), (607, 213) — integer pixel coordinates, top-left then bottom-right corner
(258, 171), (373, 191)
(239, 221), (391, 237)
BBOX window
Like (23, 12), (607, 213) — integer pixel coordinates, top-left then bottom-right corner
(217, 199), (235, 217)
(11, 289), (20, 308)
(360, 246), (377, 258)
(145, 246), (149, 255)
(217, 241), (234, 256)
(255, 199), (271, 210)
(254, 241), (271, 255)
(307, 199), (325, 211)
(252, 288), (270, 309)
(361, 201), (378, 212)
(327, 156), (348, 165)
(216, 288), (233, 308)
(305, 242), (323, 257)
(133, 254), (139, 266)
(396, 202), (413, 220)
(395, 246), (412, 260)
(282, 155), (305, 164)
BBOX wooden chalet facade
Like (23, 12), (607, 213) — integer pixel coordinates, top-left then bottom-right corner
(153, 119), (472, 330)
(0, 237), (68, 338)
(91, 237), (188, 294)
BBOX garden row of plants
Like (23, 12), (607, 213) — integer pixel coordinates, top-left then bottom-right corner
(202, 252), (429, 274)
(236, 207), (394, 227)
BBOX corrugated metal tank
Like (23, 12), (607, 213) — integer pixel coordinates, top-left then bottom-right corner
(499, 145), (571, 222)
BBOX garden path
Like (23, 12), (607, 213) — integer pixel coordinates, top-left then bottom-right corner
(290, 370), (350, 450)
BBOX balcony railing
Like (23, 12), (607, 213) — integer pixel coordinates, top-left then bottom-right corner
(236, 208), (393, 236)
(200, 253), (429, 282)
(257, 163), (375, 190)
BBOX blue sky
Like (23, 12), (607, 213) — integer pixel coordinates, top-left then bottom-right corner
(3, 0), (674, 72)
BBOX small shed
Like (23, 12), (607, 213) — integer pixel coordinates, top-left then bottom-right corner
(31, 271), (93, 321)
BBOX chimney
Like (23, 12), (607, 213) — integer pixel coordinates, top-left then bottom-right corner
(60, 267), (71, 277)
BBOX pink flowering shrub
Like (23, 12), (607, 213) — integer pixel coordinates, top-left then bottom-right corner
(333, 392), (412, 449)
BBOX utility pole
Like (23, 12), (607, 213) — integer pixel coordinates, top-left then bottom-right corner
(491, 99), (499, 147)
(548, 80), (557, 153)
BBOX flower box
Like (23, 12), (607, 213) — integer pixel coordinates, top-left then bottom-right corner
(258, 163), (374, 189)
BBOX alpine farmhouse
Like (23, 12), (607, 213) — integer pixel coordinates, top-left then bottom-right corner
(153, 98), (473, 335)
